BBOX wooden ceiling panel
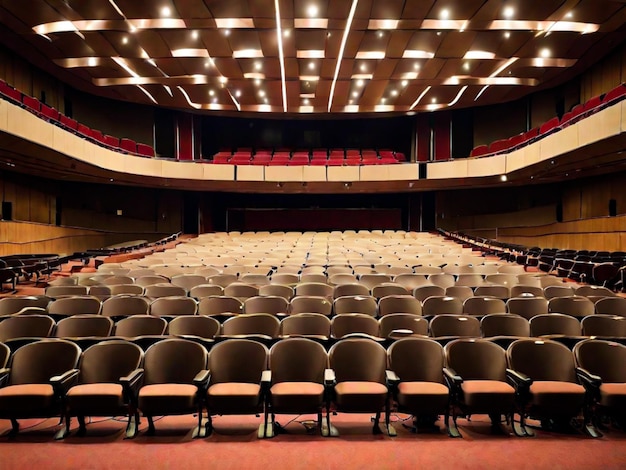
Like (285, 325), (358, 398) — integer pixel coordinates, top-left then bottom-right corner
(0, 0), (623, 115)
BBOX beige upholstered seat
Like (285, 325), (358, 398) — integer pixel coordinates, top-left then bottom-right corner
(114, 315), (167, 337)
(64, 340), (143, 438)
(443, 339), (515, 436)
(0, 314), (55, 341)
(0, 339), (81, 437)
(280, 313), (331, 339)
(137, 338), (209, 436)
(205, 339), (268, 436)
(101, 295), (150, 317)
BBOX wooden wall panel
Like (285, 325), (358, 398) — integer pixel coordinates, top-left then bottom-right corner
(0, 221), (167, 256)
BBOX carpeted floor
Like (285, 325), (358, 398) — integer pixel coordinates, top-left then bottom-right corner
(1, 413), (625, 470)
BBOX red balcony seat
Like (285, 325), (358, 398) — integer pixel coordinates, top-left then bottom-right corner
(488, 139), (510, 154)
(326, 159), (344, 166)
(601, 83), (626, 107)
(120, 138), (137, 154)
(77, 123), (91, 137)
(103, 135), (120, 148)
(508, 133), (525, 149)
(0, 80), (22, 103)
(469, 144), (489, 158)
(137, 143), (155, 157)
(379, 157), (398, 164)
(310, 159), (328, 165)
(40, 104), (59, 122)
(395, 152), (407, 162)
(59, 115), (78, 131)
(583, 95), (602, 115)
(539, 117), (560, 136)
(522, 127), (539, 143)
(22, 95), (41, 114)
(212, 155), (230, 164)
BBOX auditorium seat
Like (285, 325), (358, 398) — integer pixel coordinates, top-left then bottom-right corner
(0, 314), (55, 342)
(0, 339), (81, 438)
(149, 296), (197, 316)
(280, 313), (331, 339)
(63, 340), (144, 438)
(136, 338), (209, 437)
(120, 138), (137, 154)
(506, 296), (549, 320)
(443, 339), (516, 437)
(101, 295), (150, 317)
(422, 296), (464, 317)
(529, 313), (582, 337)
(334, 295), (378, 317)
(167, 315), (221, 340)
(0, 79), (22, 103)
(197, 296), (243, 317)
(114, 315), (167, 337)
(203, 339), (267, 436)
(488, 139), (510, 155)
(259, 284), (294, 300)
(54, 314), (113, 339)
(136, 143), (155, 157)
(430, 315), (480, 339)
(539, 116), (560, 136)
(469, 145), (489, 158)
(39, 103), (59, 122)
(386, 337), (450, 434)
(601, 83), (626, 107)
(327, 338), (395, 436)
(103, 134), (120, 148)
(580, 314), (626, 337)
(59, 114), (78, 131)
(594, 296), (626, 315)
(548, 296), (595, 318)
(583, 94), (603, 115)
(224, 282), (259, 300)
(506, 338), (589, 436)
(378, 294), (422, 316)
(261, 337), (329, 437)
(289, 295), (332, 316)
(331, 313), (380, 339)
(47, 296), (102, 318)
(378, 313), (428, 338)
(480, 313), (530, 338)
(573, 339), (626, 435)
(221, 313), (280, 339)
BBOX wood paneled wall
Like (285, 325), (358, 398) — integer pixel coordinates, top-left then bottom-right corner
(0, 221), (167, 256)
(581, 44), (626, 102)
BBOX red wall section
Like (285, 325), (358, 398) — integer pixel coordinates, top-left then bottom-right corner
(177, 113), (193, 160)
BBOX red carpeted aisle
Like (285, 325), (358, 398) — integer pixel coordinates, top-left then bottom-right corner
(1, 414), (625, 470)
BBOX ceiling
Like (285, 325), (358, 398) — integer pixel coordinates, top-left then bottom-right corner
(1, 0), (626, 115)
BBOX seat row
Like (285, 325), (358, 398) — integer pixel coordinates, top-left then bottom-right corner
(468, 83), (626, 158)
(211, 148), (404, 166)
(1, 335), (623, 440)
(2, 312), (625, 349)
(0, 79), (155, 158)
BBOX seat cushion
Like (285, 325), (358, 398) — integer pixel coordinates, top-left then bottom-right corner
(334, 381), (387, 412)
(0, 384), (55, 416)
(270, 382), (325, 413)
(207, 382), (261, 414)
(397, 381), (449, 412)
(529, 381), (585, 415)
(138, 383), (198, 415)
(599, 383), (626, 409)
(67, 383), (125, 415)
(460, 380), (515, 412)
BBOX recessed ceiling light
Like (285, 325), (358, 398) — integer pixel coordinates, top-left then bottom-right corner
(129, 25), (137, 33)
(303, 98), (310, 105)
(377, 31), (384, 38)
(540, 48), (551, 58)
(224, 29), (231, 36)
(360, 64), (367, 72)
(122, 36), (128, 45)
(352, 91), (358, 97)
(401, 80), (408, 87)
(349, 99), (353, 105)
(463, 62), (470, 70)
(161, 6), (171, 17)
(504, 31), (511, 39)
(263, 98), (268, 104)
(440, 9), (449, 20)
(283, 29), (291, 37)
(356, 79), (364, 87)
(413, 62), (420, 70)
(381, 98), (387, 103)
(254, 79), (261, 86)
(219, 76), (228, 84)
(212, 97), (217, 104)
(391, 90), (398, 96)
(209, 89), (215, 96)
(307, 5), (319, 17)
(254, 61), (262, 70)
(88, 57), (97, 67)
(235, 90), (241, 97)
(500, 174), (508, 182)
(503, 6), (515, 19)
(259, 90), (266, 97)
(431, 97), (436, 103)
(191, 31), (199, 40)
(327, 32), (331, 38)
(436, 31), (442, 36)
(566, 11), (573, 19)
(308, 62), (315, 70)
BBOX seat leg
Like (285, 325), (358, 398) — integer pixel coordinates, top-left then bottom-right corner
(193, 405), (205, 439)
(5, 418), (19, 437)
(372, 411), (382, 435)
(446, 406), (461, 438)
(125, 412), (139, 439)
(204, 415), (213, 436)
(146, 416), (156, 436)
(321, 410), (339, 437)
(54, 415), (71, 440)
(384, 401), (396, 437)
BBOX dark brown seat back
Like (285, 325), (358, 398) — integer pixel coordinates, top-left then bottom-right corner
(445, 339), (508, 381)
(507, 338), (577, 382)
(9, 339), (81, 385)
(331, 313), (379, 338)
(114, 315), (167, 336)
(78, 340), (143, 384)
(329, 338), (386, 384)
(280, 313), (331, 337)
(379, 314), (428, 338)
(0, 315), (55, 341)
(481, 314), (530, 337)
(529, 313), (582, 337)
(573, 339), (626, 383)
(269, 338), (328, 384)
(430, 314), (480, 338)
(54, 315), (113, 338)
(221, 313), (280, 337)
(143, 338), (208, 385)
(208, 339), (268, 385)
(168, 316), (221, 338)
(388, 337), (445, 384)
